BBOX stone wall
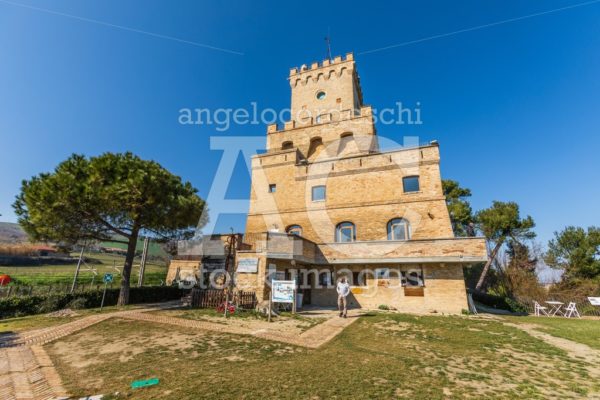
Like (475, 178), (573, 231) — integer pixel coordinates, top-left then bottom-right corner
(166, 259), (201, 285)
(246, 144), (454, 243)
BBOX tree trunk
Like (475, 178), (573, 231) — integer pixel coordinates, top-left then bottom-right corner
(475, 238), (504, 291)
(118, 228), (139, 306)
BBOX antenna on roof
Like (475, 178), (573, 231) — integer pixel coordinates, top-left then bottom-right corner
(325, 27), (332, 61)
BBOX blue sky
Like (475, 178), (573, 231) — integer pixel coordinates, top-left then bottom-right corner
(1, 0), (599, 248)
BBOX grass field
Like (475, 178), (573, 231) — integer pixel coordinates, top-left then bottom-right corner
(43, 312), (600, 399)
(99, 237), (168, 258)
(0, 252), (168, 287)
(501, 315), (600, 350)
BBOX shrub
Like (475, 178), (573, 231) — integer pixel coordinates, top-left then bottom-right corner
(504, 297), (528, 314)
(378, 304), (389, 310)
(66, 297), (88, 310)
(37, 294), (70, 314)
(0, 286), (185, 319)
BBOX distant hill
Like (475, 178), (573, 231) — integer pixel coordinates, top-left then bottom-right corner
(0, 222), (28, 244)
(0, 222), (168, 258)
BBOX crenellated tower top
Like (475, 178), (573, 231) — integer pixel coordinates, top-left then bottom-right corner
(288, 52), (363, 124)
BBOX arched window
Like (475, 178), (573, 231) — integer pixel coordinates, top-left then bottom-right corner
(286, 225), (302, 236)
(282, 141), (294, 150)
(338, 132), (355, 155)
(336, 221), (356, 243)
(307, 137), (324, 159)
(387, 218), (410, 240)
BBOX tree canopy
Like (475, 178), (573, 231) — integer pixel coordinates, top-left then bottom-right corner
(13, 152), (206, 304)
(545, 226), (600, 281)
(442, 179), (473, 237)
(474, 201), (535, 290)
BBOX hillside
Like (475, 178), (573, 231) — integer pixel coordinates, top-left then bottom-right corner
(0, 222), (28, 244)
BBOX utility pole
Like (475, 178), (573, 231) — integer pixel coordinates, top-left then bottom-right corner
(70, 243), (85, 294)
(137, 237), (149, 287)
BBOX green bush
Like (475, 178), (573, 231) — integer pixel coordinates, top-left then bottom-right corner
(0, 286), (185, 319)
(468, 289), (528, 314)
(37, 294), (70, 314)
(468, 290), (511, 310)
(66, 297), (88, 310)
(504, 297), (528, 314)
(378, 304), (390, 310)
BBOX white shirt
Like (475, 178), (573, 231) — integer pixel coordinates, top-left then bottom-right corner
(337, 281), (350, 297)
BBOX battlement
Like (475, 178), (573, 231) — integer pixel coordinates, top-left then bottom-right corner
(289, 52), (354, 77)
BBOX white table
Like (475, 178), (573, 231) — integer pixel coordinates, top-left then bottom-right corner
(545, 301), (564, 316)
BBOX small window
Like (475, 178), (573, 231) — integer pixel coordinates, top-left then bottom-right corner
(307, 137), (324, 159)
(403, 176), (420, 193)
(401, 268), (424, 287)
(336, 221), (356, 243)
(286, 225), (302, 236)
(319, 271), (331, 286)
(316, 91), (326, 100)
(352, 271), (368, 287)
(282, 141), (293, 150)
(387, 218), (410, 240)
(268, 184), (276, 193)
(312, 185), (326, 201)
(376, 268), (390, 279)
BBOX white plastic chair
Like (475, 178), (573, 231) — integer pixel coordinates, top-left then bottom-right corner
(564, 302), (581, 318)
(534, 301), (549, 317)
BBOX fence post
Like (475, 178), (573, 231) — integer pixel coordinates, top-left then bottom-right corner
(7, 286), (13, 298)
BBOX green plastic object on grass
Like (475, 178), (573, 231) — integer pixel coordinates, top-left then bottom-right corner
(131, 378), (159, 389)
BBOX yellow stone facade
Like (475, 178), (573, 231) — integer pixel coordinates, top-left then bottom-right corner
(237, 53), (488, 314)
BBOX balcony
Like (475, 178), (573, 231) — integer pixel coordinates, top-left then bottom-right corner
(241, 232), (488, 265)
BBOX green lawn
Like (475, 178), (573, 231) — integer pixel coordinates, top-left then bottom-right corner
(0, 252), (167, 287)
(45, 313), (600, 399)
(502, 315), (600, 350)
(0, 305), (141, 333)
(163, 308), (327, 332)
(99, 237), (168, 258)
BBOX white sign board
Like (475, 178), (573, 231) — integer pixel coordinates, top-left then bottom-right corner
(237, 258), (258, 273)
(272, 280), (296, 303)
(588, 297), (600, 306)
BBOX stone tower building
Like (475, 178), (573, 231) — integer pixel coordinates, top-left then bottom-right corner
(236, 53), (487, 314)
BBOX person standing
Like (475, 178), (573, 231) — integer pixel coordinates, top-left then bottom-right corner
(336, 277), (350, 318)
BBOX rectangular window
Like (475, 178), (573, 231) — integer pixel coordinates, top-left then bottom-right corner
(268, 184), (276, 193)
(403, 176), (420, 193)
(401, 267), (424, 287)
(319, 272), (331, 287)
(352, 271), (369, 286)
(312, 185), (326, 201)
(376, 268), (390, 279)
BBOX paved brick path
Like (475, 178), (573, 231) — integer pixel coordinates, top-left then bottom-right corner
(0, 307), (169, 399)
(0, 305), (359, 399)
